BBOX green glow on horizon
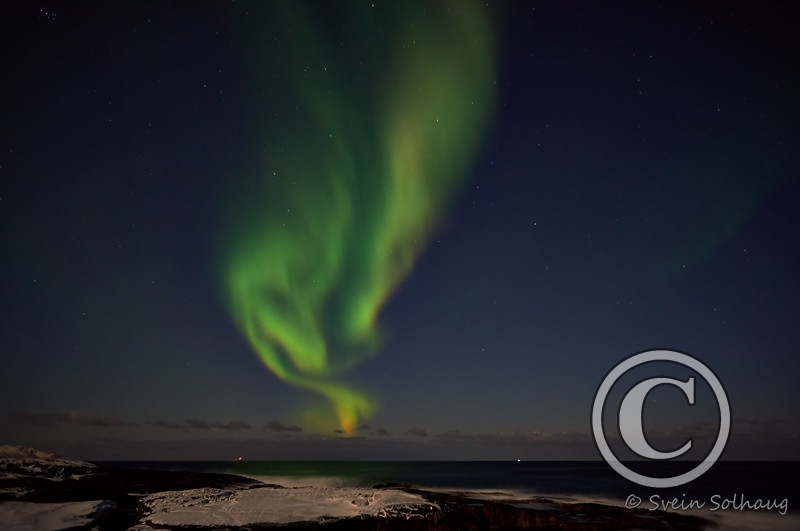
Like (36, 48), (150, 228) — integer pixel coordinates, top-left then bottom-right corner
(220, 1), (496, 433)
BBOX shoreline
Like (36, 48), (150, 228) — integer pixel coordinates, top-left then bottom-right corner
(1, 457), (714, 530)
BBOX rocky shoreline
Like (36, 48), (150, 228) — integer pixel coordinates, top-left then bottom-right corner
(135, 483), (712, 531)
(0, 450), (711, 530)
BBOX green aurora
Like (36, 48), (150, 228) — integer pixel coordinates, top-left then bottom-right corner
(220, 2), (496, 433)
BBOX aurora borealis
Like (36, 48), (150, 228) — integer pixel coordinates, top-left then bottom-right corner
(1, 2), (799, 460)
(220, 2), (495, 433)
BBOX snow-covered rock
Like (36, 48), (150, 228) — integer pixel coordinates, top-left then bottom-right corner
(0, 446), (59, 460)
(0, 446), (95, 482)
(140, 485), (438, 527)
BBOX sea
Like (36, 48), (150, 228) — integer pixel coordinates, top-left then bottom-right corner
(101, 460), (800, 529)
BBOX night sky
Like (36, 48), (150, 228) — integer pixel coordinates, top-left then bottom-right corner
(2, 2), (798, 461)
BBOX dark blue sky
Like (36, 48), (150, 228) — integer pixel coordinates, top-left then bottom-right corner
(1, 1), (798, 460)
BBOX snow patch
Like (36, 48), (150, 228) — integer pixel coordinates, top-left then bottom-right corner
(141, 486), (437, 527)
(0, 500), (115, 531)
